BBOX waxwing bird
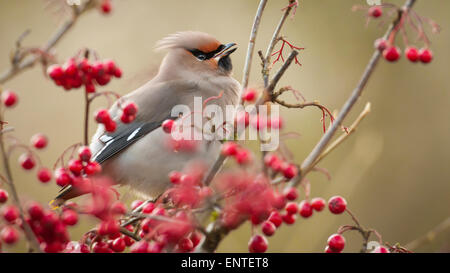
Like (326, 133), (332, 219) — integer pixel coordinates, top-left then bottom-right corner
(53, 31), (240, 205)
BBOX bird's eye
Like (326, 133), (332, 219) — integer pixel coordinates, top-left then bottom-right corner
(196, 54), (206, 61)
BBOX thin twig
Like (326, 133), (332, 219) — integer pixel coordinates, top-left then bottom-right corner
(289, 0), (417, 188)
(313, 102), (371, 165)
(405, 217), (450, 250)
(0, 0), (94, 84)
(0, 109), (42, 252)
(263, 0), (297, 87)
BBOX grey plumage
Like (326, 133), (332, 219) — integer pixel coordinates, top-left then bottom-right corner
(54, 31), (240, 204)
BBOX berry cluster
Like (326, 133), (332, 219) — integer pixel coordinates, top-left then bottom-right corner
(264, 153), (298, 179)
(94, 101), (138, 133)
(54, 146), (101, 188)
(221, 142), (252, 165)
(359, 5), (437, 64)
(376, 39), (433, 64)
(47, 58), (122, 93)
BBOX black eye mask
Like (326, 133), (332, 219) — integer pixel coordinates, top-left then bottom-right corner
(188, 44), (225, 61)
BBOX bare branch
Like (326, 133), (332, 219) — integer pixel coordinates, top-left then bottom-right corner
(0, 0), (94, 84)
(289, 0), (417, 188)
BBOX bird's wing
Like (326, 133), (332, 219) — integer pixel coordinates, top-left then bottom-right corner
(92, 80), (199, 164)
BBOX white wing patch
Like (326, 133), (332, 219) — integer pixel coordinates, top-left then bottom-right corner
(127, 127), (141, 141)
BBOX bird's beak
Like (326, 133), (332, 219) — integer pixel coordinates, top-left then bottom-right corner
(214, 43), (237, 58)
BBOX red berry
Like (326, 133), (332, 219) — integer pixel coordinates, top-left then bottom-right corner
(283, 187), (298, 201)
(94, 109), (111, 124)
(0, 189), (8, 203)
(130, 241), (149, 253)
(3, 205), (19, 223)
(327, 233), (345, 252)
(178, 238), (194, 252)
(328, 196), (347, 214)
(101, 0), (112, 14)
(285, 202), (298, 215)
(368, 6), (382, 18)
(85, 83), (96, 93)
(113, 68), (122, 78)
(98, 219), (120, 236)
(190, 232), (202, 247)
(19, 154), (35, 170)
(250, 115), (267, 130)
(169, 171), (182, 184)
(221, 142), (238, 156)
(235, 110), (250, 128)
(84, 161), (101, 175)
(1, 226), (19, 244)
(123, 102), (138, 116)
(374, 38), (388, 51)
(2, 90), (18, 107)
(281, 213), (296, 225)
(55, 168), (72, 187)
(405, 46), (419, 62)
(142, 203), (155, 214)
(96, 74), (111, 86)
(268, 211), (283, 227)
(92, 241), (112, 253)
(111, 237), (126, 252)
(311, 197), (326, 212)
(264, 153), (278, 167)
(123, 235), (134, 247)
(235, 149), (252, 165)
(242, 88), (257, 102)
(325, 246), (340, 253)
(299, 200), (313, 218)
(47, 65), (64, 80)
(162, 119), (175, 134)
(419, 48), (433, 63)
(111, 201), (127, 215)
(282, 164), (298, 179)
(248, 234), (268, 253)
(120, 113), (135, 124)
(30, 133), (48, 149)
(371, 246), (390, 253)
(269, 117), (283, 129)
(61, 210), (78, 226)
(78, 146), (92, 162)
(64, 59), (78, 77)
(68, 159), (84, 176)
(261, 221), (276, 236)
(104, 120), (117, 132)
(37, 168), (52, 183)
(27, 202), (44, 220)
(383, 46), (401, 62)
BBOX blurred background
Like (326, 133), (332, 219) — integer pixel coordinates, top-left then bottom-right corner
(0, 0), (449, 252)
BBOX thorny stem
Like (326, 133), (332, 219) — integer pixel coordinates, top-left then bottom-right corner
(289, 0), (417, 188)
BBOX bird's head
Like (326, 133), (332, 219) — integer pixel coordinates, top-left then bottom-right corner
(156, 31), (237, 78)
